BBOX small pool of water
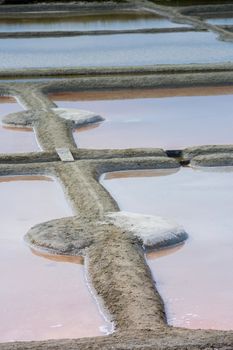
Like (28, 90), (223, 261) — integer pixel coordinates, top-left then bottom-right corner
(0, 13), (183, 32)
(100, 167), (233, 330)
(101, 168), (233, 330)
(206, 17), (233, 25)
(51, 86), (233, 150)
(0, 175), (107, 342)
(1, 32), (233, 69)
(155, 0), (233, 5)
(0, 96), (39, 153)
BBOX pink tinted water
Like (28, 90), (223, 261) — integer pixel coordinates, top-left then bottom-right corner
(0, 96), (39, 153)
(101, 167), (233, 330)
(51, 86), (233, 150)
(0, 176), (107, 342)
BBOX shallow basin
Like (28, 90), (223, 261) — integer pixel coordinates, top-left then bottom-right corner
(1, 32), (233, 69)
(0, 13), (184, 32)
(0, 175), (107, 342)
(101, 166), (233, 330)
(0, 96), (39, 153)
(206, 16), (233, 25)
(155, 0), (233, 5)
(51, 86), (233, 150)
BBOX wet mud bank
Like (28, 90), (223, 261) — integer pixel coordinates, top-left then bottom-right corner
(182, 144), (233, 166)
(1, 62), (233, 80)
(0, 26), (196, 39)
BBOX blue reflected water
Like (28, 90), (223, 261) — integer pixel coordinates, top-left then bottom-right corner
(0, 32), (233, 69)
(206, 17), (233, 25)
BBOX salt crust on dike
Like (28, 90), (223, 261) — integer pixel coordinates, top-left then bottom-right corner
(52, 107), (104, 126)
(106, 211), (188, 249)
(2, 108), (104, 129)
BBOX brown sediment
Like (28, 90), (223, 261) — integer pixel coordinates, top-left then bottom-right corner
(31, 248), (84, 264)
(146, 243), (185, 260)
(2, 125), (34, 132)
(104, 168), (179, 180)
(0, 2), (137, 20)
(0, 175), (52, 182)
(0, 96), (16, 103)
(75, 122), (101, 133)
(50, 84), (233, 101)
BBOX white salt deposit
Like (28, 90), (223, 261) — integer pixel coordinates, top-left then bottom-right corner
(53, 107), (104, 126)
(106, 211), (187, 249)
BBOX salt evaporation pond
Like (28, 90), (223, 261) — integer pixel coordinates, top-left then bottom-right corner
(1, 32), (233, 69)
(206, 17), (233, 25)
(101, 167), (233, 330)
(0, 176), (107, 342)
(0, 13), (184, 32)
(155, 0), (233, 5)
(51, 86), (233, 150)
(0, 96), (39, 153)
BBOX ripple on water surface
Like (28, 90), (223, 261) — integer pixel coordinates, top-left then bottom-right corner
(0, 176), (108, 342)
(101, 167), (233, 330)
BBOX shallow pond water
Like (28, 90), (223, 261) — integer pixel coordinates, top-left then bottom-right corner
(155, 0), (233, 5)
(0, 13), (184, 32)
(101, 167), (233, 330)
(0, 176), (107, 342)
(206, 17), (233, 25)
(51, 86), (233, 150)
(1, 32), (233, 69)
(0, 96), (39, 153)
